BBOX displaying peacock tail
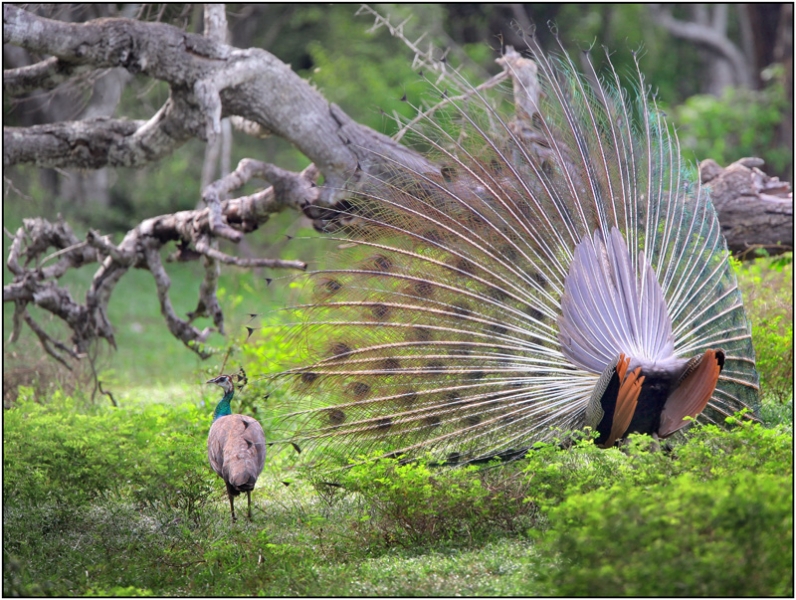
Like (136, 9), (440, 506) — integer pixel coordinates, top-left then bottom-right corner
(268, 40), (759, 467)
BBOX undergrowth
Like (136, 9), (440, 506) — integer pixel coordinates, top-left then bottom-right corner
(3, 385), (792, 597)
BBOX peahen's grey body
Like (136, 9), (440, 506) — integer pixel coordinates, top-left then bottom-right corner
(269, 41), (759, 467)
(207, 375), (265, 520)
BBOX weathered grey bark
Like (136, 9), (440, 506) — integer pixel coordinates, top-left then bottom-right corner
(4, 4), (138, 209)
(2, 4), (437, 363)
(200, 4), (232, 193)
(3, 5), (434, 196)
(701, 158), (793, 255)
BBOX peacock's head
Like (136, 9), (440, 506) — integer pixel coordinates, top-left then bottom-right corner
(207, 374), (234, 395)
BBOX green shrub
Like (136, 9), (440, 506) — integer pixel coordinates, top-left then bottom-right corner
(540, 471), (793, 596)
(4, 389), (133, 506)
(2, 393), (224, 595)
(735, 253), (793, 410)
(673, 415), (792, 477)
(337, 455), (534, 548)
(3, 391), (213, 516)
(521, 431), (639, 510)
(518, 419), (793, 595)
(130, 427), (216, 527)
(519, 417), (792, 510)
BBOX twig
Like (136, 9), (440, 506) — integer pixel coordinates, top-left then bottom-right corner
(21, 308), (77, 369)
(194, 238), (306, 269)
(98, 381), (118, 407)
(394, 70), (509, 142)
(39, 241), (89, 266)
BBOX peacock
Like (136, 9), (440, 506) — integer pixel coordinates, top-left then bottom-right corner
(207, 374), (266, 521)
(267, 40), (759, 468)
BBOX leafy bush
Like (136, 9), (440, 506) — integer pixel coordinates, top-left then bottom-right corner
(675, 414), (792, 476)
(4, 389), (132, 506)
(130, 427), (216, 527)
(735, 253), (793, 409)
(3, 390), (213, 514)
(520, 418), (792, 509)
(337, 455), (535, 548)
(518, 418), (793, 595)
(2, 392), (224, 595)
(540, 471), (793, 596)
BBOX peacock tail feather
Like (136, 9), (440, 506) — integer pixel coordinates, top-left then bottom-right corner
(267, 40), (759, 467)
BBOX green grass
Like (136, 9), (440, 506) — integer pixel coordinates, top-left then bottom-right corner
(3, 383), (792, 596)
(313, 539), (549, 596)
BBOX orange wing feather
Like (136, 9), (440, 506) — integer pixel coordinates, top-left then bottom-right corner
(603, 366), (644, 448)
(658, 350), (723, 437)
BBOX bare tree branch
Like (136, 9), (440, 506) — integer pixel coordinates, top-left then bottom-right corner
(3, 4), (436, 205)
(141, 237), (214, 358)
(2, 155), (318, 359)
(21, 307), (80, 368)
(649, 4), (753, 89)
(3, 56), (94, 95)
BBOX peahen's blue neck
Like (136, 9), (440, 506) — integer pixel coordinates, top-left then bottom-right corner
(212, 389), (234, 422)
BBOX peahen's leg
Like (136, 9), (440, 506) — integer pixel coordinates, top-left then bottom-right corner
(228, 489), (237, 522)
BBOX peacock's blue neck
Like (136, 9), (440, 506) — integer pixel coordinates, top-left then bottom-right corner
(212, 389), (234, 422)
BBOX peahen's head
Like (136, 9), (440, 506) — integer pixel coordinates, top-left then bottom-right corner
(207, 374), (234, 396)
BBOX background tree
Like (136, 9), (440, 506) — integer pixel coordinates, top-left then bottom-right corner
(3, 3), (792, 374)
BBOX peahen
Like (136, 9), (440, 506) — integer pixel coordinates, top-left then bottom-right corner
(207, 374), (266, 521)
(269, 42), (759, 467)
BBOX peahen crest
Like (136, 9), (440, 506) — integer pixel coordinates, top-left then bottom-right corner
(267, 40), (759, 467)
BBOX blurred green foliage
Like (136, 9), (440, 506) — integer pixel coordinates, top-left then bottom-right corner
(303, 6), (446, 135)
(673, 65), (792, 178)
